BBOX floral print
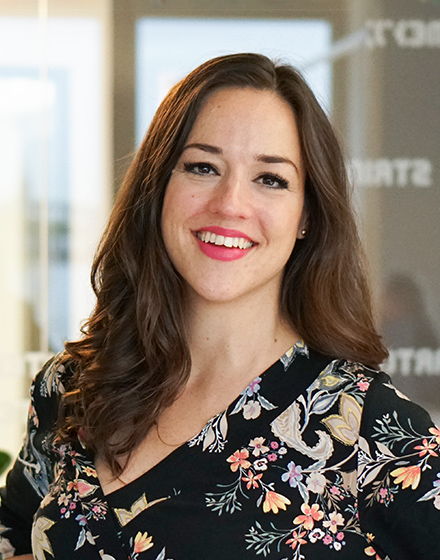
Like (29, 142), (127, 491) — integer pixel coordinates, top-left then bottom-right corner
(231, 375), (277, 421)
(1, 343), (440, 559)
(281, 461), (303, 487)
(130, 531), (154, 558)
(188, 410), (229, 452)
(293, 503), (323, 531)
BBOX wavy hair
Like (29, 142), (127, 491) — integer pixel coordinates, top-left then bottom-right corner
(61, 53), (388, 475)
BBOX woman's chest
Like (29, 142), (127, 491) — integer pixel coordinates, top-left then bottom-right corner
(96, 389), (238, 495)
(35, 404), (370, 560)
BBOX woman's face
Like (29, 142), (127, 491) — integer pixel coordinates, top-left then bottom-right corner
(162, 87), (306, 306)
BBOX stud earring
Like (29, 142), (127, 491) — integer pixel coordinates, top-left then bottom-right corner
(301, 229), (307, 237)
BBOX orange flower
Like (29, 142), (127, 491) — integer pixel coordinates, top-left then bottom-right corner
(286, 530), (307, 550)
(227, 449), (251, 472)
(133, 531), (154, 553)
(241, 470), (263, 489)
(390, 465), (421, 490)
(262, 490), (291, 514)
(294, 503), (324, 531)
(429, 427), (440, 446)
(414, 438), (438, 458)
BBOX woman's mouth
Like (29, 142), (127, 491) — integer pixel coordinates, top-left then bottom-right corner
(196, 230), (254, 250)
(194, 228), (256, 262)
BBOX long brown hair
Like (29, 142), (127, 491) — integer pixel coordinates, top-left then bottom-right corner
(61, 53), (388, 475)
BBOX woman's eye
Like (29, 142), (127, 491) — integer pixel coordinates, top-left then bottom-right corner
(183, 161), (218, 175)
(257, 173), (289, 190)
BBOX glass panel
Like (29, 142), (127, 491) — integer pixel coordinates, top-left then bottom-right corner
(342, 0), (440, 423)
(136, 17), (332, 145)
(0, 14), (110, 466)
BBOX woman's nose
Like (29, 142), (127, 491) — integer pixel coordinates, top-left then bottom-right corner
(206, 174), (251, 219)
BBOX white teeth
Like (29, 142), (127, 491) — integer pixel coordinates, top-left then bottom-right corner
(197, 231), (253, 250)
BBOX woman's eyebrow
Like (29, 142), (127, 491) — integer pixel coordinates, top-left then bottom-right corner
(256, 154), (300, 175)
(181, 144), (300, 175)
(182, 143), (222, 154)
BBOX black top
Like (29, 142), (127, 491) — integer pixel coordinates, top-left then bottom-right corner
(1, 342), (440, 560)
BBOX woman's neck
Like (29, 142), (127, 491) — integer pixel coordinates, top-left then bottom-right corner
(185, 289), (300, 388)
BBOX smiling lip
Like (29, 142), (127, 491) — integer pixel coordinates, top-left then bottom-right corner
(199, 226), (254, 240)
(194, 226), (256, 262)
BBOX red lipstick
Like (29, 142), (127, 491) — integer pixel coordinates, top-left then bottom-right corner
(195, 226), (256, 262)
(199, 225), (253, 241)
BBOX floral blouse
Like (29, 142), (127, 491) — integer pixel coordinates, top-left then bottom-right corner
(1, 342), (440, 560)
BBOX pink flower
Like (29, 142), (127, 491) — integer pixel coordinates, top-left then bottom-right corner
(77, 480), (96, 498)
(270, 441), (279, 450)
(379, 488), (388, 498)
(330, 485), (340, 496)
(267, 453), (278, 462)
(336, 532), (345, 541)
(357, 380), (369, 391)
(323, 535), (333, 545)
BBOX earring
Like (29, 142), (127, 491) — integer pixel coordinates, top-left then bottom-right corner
(301, 229), (307, 237)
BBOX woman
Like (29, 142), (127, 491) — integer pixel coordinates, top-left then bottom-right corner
(1, 53), (439, 560)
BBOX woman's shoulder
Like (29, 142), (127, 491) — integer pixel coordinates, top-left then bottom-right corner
(356, 364), (435, 434)
(308, 355), (379, 398)
(313, 356), (435, 432)
(30, 351), (77, 428)
(349, 364), (440, 558)
(32, 351), (76, 399)
(306, 355), (437, 450)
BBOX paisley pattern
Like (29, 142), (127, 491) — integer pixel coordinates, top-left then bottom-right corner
(1, 345), (440, 559)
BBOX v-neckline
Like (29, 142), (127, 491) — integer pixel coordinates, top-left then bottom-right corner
(93, 342), (330, 505)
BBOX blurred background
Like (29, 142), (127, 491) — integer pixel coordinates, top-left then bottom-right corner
(0, 0), (439, 479)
